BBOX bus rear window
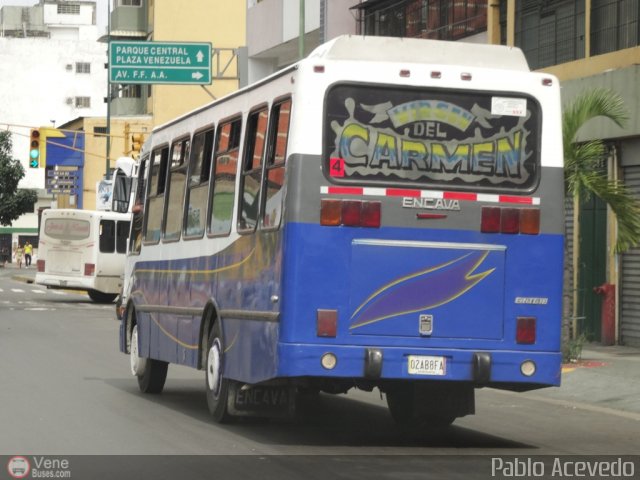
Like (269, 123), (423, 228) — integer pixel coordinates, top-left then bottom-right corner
(324, 84), (541, 192)
(44, 218), (90, 241)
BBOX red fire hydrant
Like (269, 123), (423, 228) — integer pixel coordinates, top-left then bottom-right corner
(593, 283), (615, 346)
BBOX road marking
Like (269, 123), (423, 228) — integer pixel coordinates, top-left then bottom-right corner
(31, 289), (46, 294)
(11, 288), (25, 293)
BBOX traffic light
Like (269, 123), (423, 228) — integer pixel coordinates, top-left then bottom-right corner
(29, 128), (41, 168)
(131, 133), (144, 158)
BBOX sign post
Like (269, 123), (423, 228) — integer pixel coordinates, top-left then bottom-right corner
(109, 41), (212, 85)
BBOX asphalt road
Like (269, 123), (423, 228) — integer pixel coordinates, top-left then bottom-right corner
(1, 271), (638, 478)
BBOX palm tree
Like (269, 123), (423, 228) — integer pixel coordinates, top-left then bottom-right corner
(563, 88), (640, 348)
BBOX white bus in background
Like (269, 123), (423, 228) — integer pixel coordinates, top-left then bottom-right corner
(35, 208), (131, 303)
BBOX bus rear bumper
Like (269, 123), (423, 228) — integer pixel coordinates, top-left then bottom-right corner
(277, 344), (562, 387)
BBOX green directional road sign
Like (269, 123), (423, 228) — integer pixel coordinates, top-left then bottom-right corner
(109, 41), (212, 85)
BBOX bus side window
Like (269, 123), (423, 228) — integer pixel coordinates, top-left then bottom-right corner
(262, 98), (291, 229)
(184, 128), (214, 238)
(163, 136), (190, 242)
(130, 155), (147, 254)
(144, 146), (169, 245)
(99, 220), (116, 253)
(238, 107), (268, 233)
(117, 220), (130, 254)
(209, 117), (241, 236)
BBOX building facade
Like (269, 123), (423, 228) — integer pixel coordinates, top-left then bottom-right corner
(492, 0), (640, 347)
(0, 0), (107, 257)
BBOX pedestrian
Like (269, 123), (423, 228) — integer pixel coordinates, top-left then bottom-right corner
(24, 241), (33, 268)
(0, 246), (9, 267)
(14, 244), (24, 269)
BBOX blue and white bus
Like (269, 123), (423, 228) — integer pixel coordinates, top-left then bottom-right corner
(117, 35), (564, 427)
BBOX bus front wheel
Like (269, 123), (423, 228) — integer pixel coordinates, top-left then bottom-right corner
(130, 324), (168, 394)
(205, 324), (233, 423)
(88, 289), (118, 304)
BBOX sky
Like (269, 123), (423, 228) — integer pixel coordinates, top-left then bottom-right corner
(0, 0), (108, 28)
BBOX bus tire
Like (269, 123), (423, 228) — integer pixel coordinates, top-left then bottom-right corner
(130, 324), (168, 394)
(88, 289), (118, 304)
(205, 323), (233, 423)
(386, 383), (456, 430)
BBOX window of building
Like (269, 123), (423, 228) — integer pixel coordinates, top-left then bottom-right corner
(209, 118), (241, 236)
(75, 62), (90, 74)
(93, 126), (107, 136)
(164, 137), (190, 242)
(510, 0), (585, 70)
(359, 0), (486, 41)
(119, 85), (142, 99)
(75, 97), (91, 108)
(591, 0), (640, 56)
(58, 4), (80, 14)
(117, 0), (142, 6)
(185, 128), (214, 238)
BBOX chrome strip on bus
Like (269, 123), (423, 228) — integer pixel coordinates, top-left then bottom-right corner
(136, 305), (280, 322)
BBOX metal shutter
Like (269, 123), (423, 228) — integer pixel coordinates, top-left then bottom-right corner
(620, 165), (640, 347)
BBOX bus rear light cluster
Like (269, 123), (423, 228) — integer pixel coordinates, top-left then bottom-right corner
(516, 316), (536, 345)
(481, 207), (540, 235)
(321, 199), (381, 228)
(37, 260), (45, 272)
(84, 263), (95, 276)
(317, 309), (338, 337)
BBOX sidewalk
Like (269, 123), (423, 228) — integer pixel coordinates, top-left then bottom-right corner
(0, 261), (37, 283)
(527, 344), (640, 416)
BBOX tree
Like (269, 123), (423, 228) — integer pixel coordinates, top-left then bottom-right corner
(0, 131), (38, 226)
(562, 88), (640, 349)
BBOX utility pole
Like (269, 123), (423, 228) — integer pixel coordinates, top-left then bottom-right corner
(105, 0), (112, 180)
(299, 0), (305, 60)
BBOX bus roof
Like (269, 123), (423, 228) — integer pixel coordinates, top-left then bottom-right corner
(309, 35), (530, 72)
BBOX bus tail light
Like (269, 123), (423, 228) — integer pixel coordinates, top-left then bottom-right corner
(37, 259), (45, 272)
(84, 263), (95, 276)
(516, 316), (536, 344)
(317, 309), (337, 337)
(501, 208), (520, 234)
(481, 206), (540, 235)
(481, 207), (501, 233)
(320, 199), (342, 226)
(520, 208), (541, 235)
(361, 201), (381, 227)
(342, 200), (361, 226)
(320, 199), (380, 228)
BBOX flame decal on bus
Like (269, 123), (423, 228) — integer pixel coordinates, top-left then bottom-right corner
(350, 250), (494, 329)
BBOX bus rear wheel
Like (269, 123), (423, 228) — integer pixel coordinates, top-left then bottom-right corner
(130, 324), (168, 394)
(205, 324), (234, 423)
(88, 289), (118, 304)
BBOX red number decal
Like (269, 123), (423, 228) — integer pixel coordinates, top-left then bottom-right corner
(329, 157), (345, 177)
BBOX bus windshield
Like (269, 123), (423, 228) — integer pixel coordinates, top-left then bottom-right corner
(324, 84), (541, 192)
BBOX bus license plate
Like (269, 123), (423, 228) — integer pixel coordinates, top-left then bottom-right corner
(407, 355), (446, 376)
